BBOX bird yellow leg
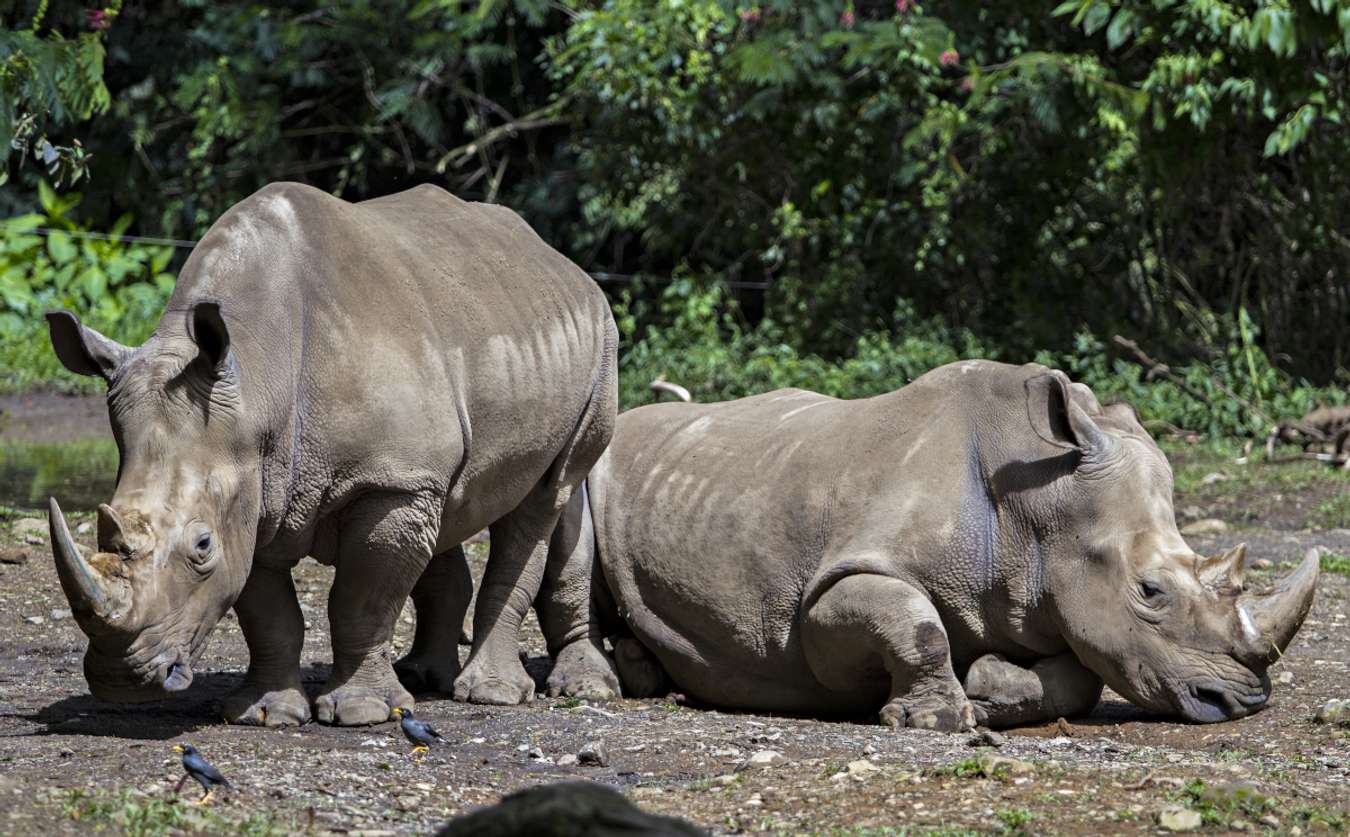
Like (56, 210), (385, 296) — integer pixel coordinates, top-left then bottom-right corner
(196, 788), (216, 806)
(412, 745), (429, 755)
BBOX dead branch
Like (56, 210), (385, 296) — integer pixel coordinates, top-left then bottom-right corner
(1112, 334), (1277, 430)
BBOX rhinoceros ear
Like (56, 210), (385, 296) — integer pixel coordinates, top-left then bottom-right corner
(1026, 372), (1117, 457)
(46, 310), (131, 379)
(189, 301), (232, 373)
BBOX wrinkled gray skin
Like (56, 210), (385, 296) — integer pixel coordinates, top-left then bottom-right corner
(539, 361), (1318, 730)
(47, 182), (616, 726)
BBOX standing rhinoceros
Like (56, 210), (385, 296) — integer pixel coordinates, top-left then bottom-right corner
(46, 182), (616, 726)
(539, 361), (1317, 729)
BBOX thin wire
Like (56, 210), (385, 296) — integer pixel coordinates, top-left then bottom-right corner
(0, 224), (199, 248)
(0, 225), (773, 288)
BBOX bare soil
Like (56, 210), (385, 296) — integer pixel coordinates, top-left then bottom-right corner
(0, 412), (1346, 835)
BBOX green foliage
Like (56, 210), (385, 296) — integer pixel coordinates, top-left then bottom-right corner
(1320, 553), (1350, 577)
(60, 788), (291, 836)
(0, 185), (174, 392)
(1, 2), (117, 186)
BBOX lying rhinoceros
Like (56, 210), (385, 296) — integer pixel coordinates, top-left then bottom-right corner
(539, 361), (1317, 729)
(46, 182), (616, 726)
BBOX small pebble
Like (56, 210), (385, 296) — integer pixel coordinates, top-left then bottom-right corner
(23, 616), (43, 626)
(578, 742), (608, 767)
(745, 750), (785, 769)
(967, 730), (1006, 748)
(1159, 806), (1202, 832)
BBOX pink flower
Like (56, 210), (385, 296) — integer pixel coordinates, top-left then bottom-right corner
(940, 49), (960, 67)
(960, 77), (974, 93)
(85, 8), (111, 30)
(739, 7), (760, 23)
(840, 8), (855, 28)
(896, 0), (910, 13)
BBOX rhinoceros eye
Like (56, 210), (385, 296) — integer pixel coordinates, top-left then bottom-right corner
(191, 532), (214, 563)
(1139, 580), (1165, 600)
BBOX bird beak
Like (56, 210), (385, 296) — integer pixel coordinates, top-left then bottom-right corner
(172, 745), (184, 753)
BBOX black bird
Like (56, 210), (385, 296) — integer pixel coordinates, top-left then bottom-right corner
(173, 743), (230, 804)
(392, 706), (443, 754)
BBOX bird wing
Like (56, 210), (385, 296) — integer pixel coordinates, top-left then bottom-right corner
(424, 722), (444, 740)
(187, 754), (229, 786)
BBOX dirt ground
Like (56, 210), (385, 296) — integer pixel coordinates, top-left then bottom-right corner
(0, 396), (1347, 835)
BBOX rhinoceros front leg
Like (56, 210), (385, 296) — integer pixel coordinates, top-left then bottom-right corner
(804, 573), (975, 732)
(962, 653), (1103, 729)
(395, 545), (472, 695)
(223, 563), (310, 727)
(315, 494), (432, 726)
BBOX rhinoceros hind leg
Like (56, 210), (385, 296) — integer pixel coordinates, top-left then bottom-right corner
(225, 563), (310, 726)
(316, 494), (431, 725)
(962, 653), (1103, 729)
(539, 483), (620, 700)
(396, 546), (471, 695)
(804, 572), (975, 733)
(456, 367), (615, 705)
(612, 637), (669, 699)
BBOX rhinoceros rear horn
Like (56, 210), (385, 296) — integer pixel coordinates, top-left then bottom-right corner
(1200, 543), (1247, 591)
(1239, 548), (1320, 663)
(49, 498), (131, 631)
(46, 310), (131, 379)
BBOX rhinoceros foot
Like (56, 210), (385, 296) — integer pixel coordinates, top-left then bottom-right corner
(546, 638), (620, 701)
(612, 637), (670, 699)
(879, 691), (976, 732)
(453, 654), (536, 705)
(222, 680), (311, 727)
(395, 651), (462, 696)
(315, 680), (415, 726)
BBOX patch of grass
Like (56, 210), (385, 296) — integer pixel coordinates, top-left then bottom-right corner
(1289, 804), (1348, 832)
(1321, 552), (1350, 577)
(1171, 779), (1271, 828)
(928, 758), (983, 779)
(993, 807), (1035, 833)
(1309, 488), (1350, 528)
(553, 696), (584, 710)
(60, 788), (293, 836)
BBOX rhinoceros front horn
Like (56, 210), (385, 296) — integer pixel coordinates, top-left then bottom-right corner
(49, 497), (131, 630)
(1239, 548), (1320, 663)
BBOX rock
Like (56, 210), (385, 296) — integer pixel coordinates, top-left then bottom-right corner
(13, 519), (46, 539)
(1200, 472), (1229, 485)
(0, 548), (30, 565)
(23, 535), (43, 546)
(977, 754), (1033, 779)
(1180, 505), (1203, 521)
(1258, 815), (1281, 829)
(76, 521), (93, 536)
(527, 747), (545, 760)
(1275, 670), (1294, 685)
(967, 730), (1006, 748)
(1251, 558), (1274, 570)
(745, 750), (785, 769)
(23, 616), (43, 625)
(577, 742), (608, 767)
(1181, 518), (1228, 535)
(831, 759), (880, 782)
(395, 793), (423, 812)
(1314, 698), (1349, 727)
(49, 609), (70, 621)
(1159, 806), (1202, 832)
(557, 754), (579, 767)
(435, 780), (705, 836)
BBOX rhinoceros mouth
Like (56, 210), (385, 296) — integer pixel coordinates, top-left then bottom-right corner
(1178, 679), (1268, 723)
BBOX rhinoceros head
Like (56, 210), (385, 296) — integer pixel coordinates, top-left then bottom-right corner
(1024, 373), (1318, 723)
(45, 305), (258, 701)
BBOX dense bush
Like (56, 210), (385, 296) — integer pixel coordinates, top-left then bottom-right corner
(620, 281), (1347, 439)
(0, 183), (173, 392)
(2, 1), (1347, 431)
